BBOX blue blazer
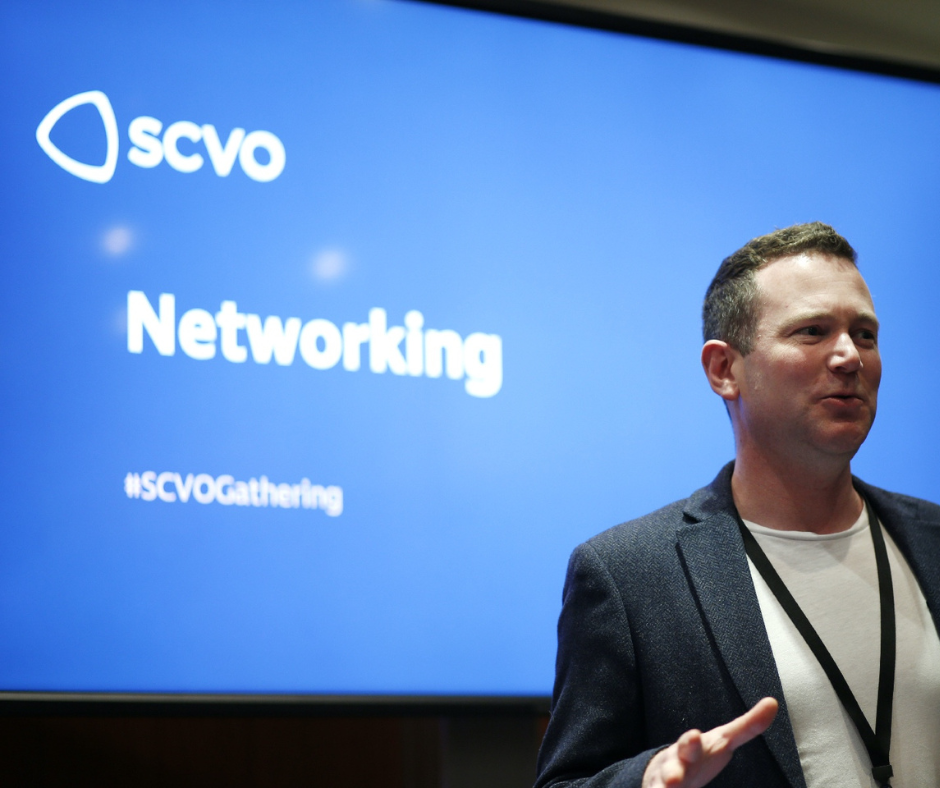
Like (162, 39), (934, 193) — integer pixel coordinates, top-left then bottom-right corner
(535, 463), (940, 788)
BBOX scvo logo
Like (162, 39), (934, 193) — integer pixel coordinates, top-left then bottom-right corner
(36, 90), (285, 184)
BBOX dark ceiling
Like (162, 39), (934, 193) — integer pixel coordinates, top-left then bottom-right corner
(534, 0), (940, 71)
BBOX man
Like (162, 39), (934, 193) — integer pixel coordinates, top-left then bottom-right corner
(535, 223), (940, 788)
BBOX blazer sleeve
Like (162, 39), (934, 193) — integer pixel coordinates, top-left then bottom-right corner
(535, 541), (663, 788)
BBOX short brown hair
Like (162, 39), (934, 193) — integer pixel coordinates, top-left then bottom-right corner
(702, 222), (857, 354)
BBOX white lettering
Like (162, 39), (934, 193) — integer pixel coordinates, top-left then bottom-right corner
(299, 319), (342, 370)
(215, 301), (247, 363)
(127, 291), (175, 356)
(315, 486), (344, 517)
(425, 329), (463, 380)
(127, 116), (164, 168)
(342, 322), (370, 371)
(325, 486), (343, 517)
(157, 471), (177, 502)
(246, 314), (301, 365)
(404, 310), (424, 376)
(192, 474), (215, 504)
(174, 473), (194, 503)
(39, 92), (285, 183)
(129, 471), (341, 514)
(369, 308), (407, 375)
(140, 471), (157, 501)
(178, 308), (217, 360)
(239, 130), (286, 182)
(234, 481), (250, 506)
(202, 125), (246, 177)
(216, 475), (235, 505)
(162, 120), (204, 173)
(126, 292), (503, 397)
(463, 333), (503, 398)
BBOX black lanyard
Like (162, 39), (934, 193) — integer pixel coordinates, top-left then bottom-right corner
(734, 493), (896, 786)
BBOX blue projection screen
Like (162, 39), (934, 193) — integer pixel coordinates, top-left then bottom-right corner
(2, 0), (940, 697)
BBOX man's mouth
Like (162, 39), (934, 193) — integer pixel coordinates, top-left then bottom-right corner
(821, 393), (864, 405)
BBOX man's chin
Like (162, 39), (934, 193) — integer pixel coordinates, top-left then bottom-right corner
(815, 424), (872, 458)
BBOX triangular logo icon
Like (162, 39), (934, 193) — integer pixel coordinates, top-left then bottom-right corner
(36, 90), (118, 183)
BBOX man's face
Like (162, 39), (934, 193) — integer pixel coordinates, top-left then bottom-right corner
(731, 252), (881, 465)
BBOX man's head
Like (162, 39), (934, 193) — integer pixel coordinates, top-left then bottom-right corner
(702, 222), (857, 355)
(701, 224), (881, 471)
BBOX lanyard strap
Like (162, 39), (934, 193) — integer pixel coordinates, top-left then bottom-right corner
(734, 494), (896, 786)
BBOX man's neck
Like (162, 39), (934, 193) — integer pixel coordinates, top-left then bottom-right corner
(730, 451), (863, 535)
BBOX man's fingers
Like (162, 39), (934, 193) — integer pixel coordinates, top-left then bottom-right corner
(711, 697), (779, 751)
(642, 699), (779, 788)
(675, 729), (703, 766)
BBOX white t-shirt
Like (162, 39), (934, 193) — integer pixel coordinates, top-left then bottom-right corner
(744, 508), (940, 787)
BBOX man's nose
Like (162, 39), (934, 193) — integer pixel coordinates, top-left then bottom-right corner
(830, 331), (862, 373)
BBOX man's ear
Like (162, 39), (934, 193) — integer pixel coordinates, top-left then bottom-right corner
(701, 340), (741, 401)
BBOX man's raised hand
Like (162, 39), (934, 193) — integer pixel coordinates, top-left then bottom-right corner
(641, 697), (779, 788)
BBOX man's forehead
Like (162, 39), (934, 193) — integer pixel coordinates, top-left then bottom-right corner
(751, 252), (878, 332)
(756, 252), (873, 301)
(760, 250), (858, 275)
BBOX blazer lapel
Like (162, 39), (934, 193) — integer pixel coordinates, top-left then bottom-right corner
(672, 469), (940, 788)
(677, 471), (807, 788)
(896, 521), (940, 628)
(860, 482), (940, 633)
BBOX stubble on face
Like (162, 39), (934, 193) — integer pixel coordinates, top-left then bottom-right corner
(731, 252), (881, 471)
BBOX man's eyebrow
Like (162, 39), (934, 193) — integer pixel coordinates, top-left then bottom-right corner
(782, 310), (880, 329)
(858, 311), (880, 328)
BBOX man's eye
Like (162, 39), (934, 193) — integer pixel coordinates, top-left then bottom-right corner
(798, 326), (822, 336)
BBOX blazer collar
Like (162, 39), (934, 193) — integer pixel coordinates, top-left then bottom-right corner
(681, 460), (738, 523)
(677, 462), (806, 788)
(678, 464), (940, 788)
(854, 479), (940, 632)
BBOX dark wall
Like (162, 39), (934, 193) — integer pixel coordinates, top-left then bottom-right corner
(0, 713), (548, 788)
